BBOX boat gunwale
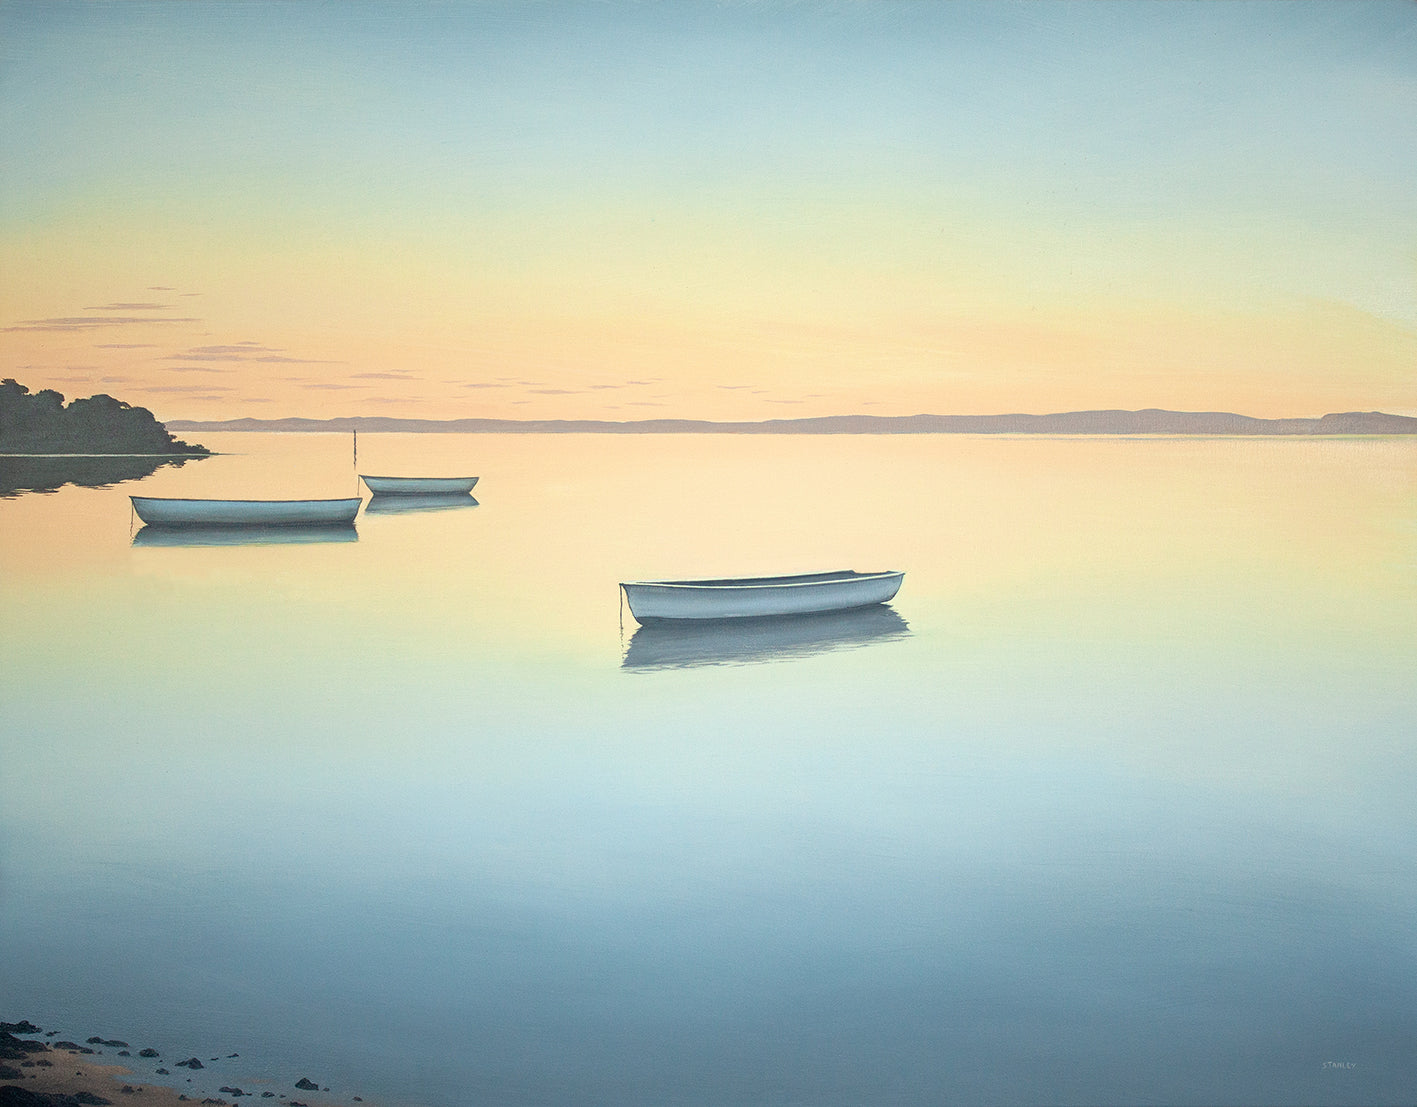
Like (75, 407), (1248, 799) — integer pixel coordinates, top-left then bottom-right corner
(130, 496), (363, 506)
(358, 475), (478, 483)
(620, 570), (902, 590)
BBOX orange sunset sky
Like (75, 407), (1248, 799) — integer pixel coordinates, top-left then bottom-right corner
(2, 1), (1414, 422)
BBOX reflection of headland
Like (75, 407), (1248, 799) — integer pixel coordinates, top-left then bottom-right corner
(132, 524), (359, 547)
(0, 454), (203, 497)
(363, 492), (480, 514)
(622, 604), (910, 671)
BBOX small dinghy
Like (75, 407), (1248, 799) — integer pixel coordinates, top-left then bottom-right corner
(130, 496), (362, 527)
(619, 569), (904, 624)
(359, 475), (479, 495)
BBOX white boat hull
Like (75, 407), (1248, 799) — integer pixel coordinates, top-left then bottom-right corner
(360, 475), (479, 494)
(620, 570), (904, 623)
(130, 496), (362, 527)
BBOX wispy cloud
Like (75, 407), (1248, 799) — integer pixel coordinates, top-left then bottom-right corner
(84, 302), (167, 311)
(147, 286), (174, 292)
(95, 343), (159, 349)
(100, 376), (133, 383)
(627, 401), (667, 407)
(130, 384), (237, 393)
(350, 371), (420, 380)
(300, 382), (360, 390)
(530, 388), (580, 395)
(4, 316), (200, 332)
(164, 344), (334, 364)
(242, 397), (275, 404)
(163, 365), (234, 374)
(462, 382), (505, 389)
(717, 385), (749, 390)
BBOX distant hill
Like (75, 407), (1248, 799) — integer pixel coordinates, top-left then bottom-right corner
(165, 409), (1417, 436)
(1, 378), (209, 455)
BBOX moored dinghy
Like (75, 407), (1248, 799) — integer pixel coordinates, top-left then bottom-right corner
(130, 496), (362, 527)
(359, 475), (479, 495)
(619, 569), (904, 624)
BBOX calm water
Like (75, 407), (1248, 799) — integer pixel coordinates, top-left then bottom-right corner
(2, 433), (1415, 1106)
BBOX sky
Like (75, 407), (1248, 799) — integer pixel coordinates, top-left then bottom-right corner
(1, 0), (1414, 422)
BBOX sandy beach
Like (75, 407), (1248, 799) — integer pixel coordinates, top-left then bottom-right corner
(1, 1024), (373, 1107)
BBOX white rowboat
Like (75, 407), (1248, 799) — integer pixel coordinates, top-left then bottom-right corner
(619, 569), (904, 624)
(359, 475), (479, 495)
(130, 496), (362, 527)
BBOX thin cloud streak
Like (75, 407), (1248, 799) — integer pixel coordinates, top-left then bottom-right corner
(4, 316), (200, 332)
(130, 384), (237, 393)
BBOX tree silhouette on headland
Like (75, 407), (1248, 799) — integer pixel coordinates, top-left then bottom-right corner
(0, 379), (209, 455)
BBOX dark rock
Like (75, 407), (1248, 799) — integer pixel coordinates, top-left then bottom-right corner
(0, 1025), (41, 1036)
(120, 1088), (135, 1096)
(175, 1058), (204, 1070)
(83, 1040), (126, 1049)
(291, 1080), (317, 1092)
(73, 1094), (114, 1105)
(137, 1050), (158, 1060)
(0, 1087), (64, 1106)
(115, 1053), (129, 1058)
(155, 1069), (169, 1075)
(218, 1089), (245, 1098)
(226, 1055), (238, 1059)
(0, 1034), (50, 1060)
(0, 1067), (20, 1080)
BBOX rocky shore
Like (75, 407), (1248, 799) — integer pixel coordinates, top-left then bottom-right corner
(1, 1023), (371, 1107)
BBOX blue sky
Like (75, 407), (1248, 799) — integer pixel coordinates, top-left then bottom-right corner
(2, 1), (1413, 418)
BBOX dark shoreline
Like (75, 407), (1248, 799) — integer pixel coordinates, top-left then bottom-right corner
(2, 1021), (373, 1107)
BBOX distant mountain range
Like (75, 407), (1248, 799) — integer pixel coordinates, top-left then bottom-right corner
(166, 409), (1417, 435)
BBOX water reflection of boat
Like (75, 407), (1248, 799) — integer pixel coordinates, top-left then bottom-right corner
(622, 605), (910, 670)
(620, 569), (904, 623)
(0, 454), (202, 497)
(132, 524), (358, 547)
(363, 492), (480, 514)
(130, 496), (362, 526)
(360, 475), (479, 494)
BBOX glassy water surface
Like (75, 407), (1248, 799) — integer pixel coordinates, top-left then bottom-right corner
(2, 433), (1415, 1106)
